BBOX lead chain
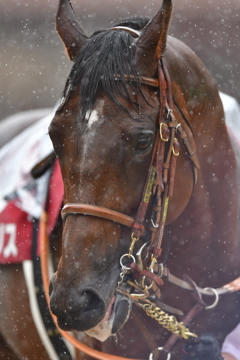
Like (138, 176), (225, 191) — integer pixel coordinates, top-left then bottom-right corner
(143, 304), (197, 340)
(118, 266), (129, 288)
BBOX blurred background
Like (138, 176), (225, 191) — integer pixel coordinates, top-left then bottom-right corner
(0, 0), (239, 120)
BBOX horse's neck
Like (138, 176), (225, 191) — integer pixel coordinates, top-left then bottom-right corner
(169, 153), (239, 280)
(166, 46), (239, 267)
(167, 91), (238, 279)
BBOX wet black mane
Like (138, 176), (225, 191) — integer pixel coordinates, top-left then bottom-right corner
(63, 17), (150, 121)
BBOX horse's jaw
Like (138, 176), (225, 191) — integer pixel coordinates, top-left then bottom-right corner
(86, 293), (132, 342)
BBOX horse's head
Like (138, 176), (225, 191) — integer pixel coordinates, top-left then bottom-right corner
(49, 0), (194, 341)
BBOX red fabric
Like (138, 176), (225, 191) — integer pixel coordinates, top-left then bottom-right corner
(37, 160), (64, 256)
(0, 159), (64, 263)
(47, 159), (64, 235)
(0, 202), (33, 263)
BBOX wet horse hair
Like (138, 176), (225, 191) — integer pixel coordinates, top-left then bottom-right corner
(62, 17), (152, 121)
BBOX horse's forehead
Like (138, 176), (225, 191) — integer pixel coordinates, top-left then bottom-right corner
(81, 99), (108, 160)
(86, 99), (105, 129)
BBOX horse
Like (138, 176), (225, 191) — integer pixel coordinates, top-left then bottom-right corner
(0, 0), (240, 359)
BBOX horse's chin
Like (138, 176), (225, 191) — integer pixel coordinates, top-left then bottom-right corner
(86, 293), (132, 342)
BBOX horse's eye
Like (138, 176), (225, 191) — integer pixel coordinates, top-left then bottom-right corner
(137, 135), (153, 151)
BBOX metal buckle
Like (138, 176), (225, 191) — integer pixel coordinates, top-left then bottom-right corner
(167, 108), (172, 118)
(160, 123), (169, 142)
(158, 263), (164, 277)
(149, 347), (171, 360)
(151, 219), (159, 228)
(172, 138), (180, 156)
(176, 123), (181, 130)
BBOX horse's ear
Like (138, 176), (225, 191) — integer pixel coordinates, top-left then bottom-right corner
(56, 0), (89, 62)
(135, 0), (172, 76)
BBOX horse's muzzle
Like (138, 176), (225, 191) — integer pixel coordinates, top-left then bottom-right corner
(49, 274), (106, 332)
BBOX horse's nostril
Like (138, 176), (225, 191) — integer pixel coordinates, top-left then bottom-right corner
(79, 291), (103, 314)
(50, 286), (106, 331)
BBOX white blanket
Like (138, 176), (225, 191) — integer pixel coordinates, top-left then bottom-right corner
(0, 109), (55, 217)
(221, 323), (240, 359)
(220, 91), (240, 147)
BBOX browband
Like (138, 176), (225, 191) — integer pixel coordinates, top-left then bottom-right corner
(108, 26), (140, 38)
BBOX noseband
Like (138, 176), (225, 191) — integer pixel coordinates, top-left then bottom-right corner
(62, 203), (145, 234)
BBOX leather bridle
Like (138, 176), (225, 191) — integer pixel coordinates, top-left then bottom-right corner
(40, 26), (240, 360)
(61, 58), (199, 252)
(61, 25), (200, 243)
(42, 57), (199, 360)
(56, 26), (204, 359)
(59, 58), (202, 356)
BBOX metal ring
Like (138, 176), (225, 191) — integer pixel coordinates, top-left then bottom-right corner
(203, 287), (219, 310)
(151, 219), (159, 228)
(120, 254), (135, 268)
(149, 348), (171, 360)
(158, 263), (164, 277)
